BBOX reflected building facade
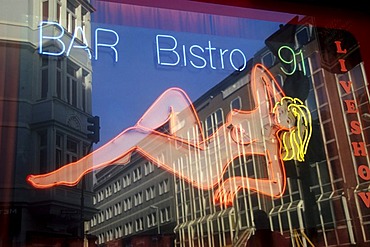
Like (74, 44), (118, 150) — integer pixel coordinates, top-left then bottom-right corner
(87, 15), (370, 247)
(88, 15), (369, 247)
(0, 0), (96, 246)
(89, 153), (177, 246)
(173, 16), (370, 247)
(1, 1), (369, 247)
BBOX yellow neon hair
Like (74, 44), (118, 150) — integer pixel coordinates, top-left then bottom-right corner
(274, 97), (312, 162)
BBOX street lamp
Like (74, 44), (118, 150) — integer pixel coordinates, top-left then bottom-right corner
(150, 205), (160, 235)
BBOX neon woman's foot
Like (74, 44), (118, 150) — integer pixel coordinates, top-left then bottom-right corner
(26, 170), (83, 189)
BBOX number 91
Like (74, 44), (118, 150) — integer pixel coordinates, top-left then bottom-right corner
(278, 46), (306, 76)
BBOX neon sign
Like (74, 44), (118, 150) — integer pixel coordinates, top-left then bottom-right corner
(27, 64), (312, 207)
(278, 46), (306, 76)
(335, 41), (370, 208)
(39, 21), (120, 62)
(156, 34), (247, 71)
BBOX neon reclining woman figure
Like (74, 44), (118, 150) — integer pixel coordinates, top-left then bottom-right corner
(27, 64), (312, 207)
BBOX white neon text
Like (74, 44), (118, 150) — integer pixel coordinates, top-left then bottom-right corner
(39, 21), (65, 56)
(39, 21), (119, 62)
(67, 26), (92, 59)
(156, 34), (247, 71)
(95, 28), (120, 62)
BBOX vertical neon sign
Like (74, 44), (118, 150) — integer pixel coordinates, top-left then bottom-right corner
(335, 40), (370, 208)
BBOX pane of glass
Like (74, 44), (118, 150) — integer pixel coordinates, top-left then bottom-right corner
(67, 139), (77, 153)
(57, 71), (61, 98)
(41, 69), (48, 98)
(296, 27), (310, 47)
(231, 97), (241, 110)
(42, 1), (49, 21)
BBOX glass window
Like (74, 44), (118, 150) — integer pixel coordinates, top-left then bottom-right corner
(275, 74), (284, 87)
(67, 62), (78, 107)
(296, 26), (310, 48)
(66, 138), (78, 163)
(261, 52), (274, 68)
(205, 108), (224, 137)
(42, 1), (49, 21)
(55, 133), (63, 168)
(230, 97), (241, 110)
(123, 174), (131, 187)
(160, 207), (171, 223)
(124, 197), (132, 211)
(57, 1), (61, 23)
(159, 179), (169, 195)
(67, 1), (77, 33)
(134, 192), (143, 206)
(135, 218), (143, 231)
(147, 212), (156, 227)
(144, 161), (154, 175)
(146, 186), (155, 201)
(56, 59), (62, 99)
(41, 57), (49, 99)
(133, 167), (142, 182)
(39, 131), (48, 173)
(125, 222), (133, 235)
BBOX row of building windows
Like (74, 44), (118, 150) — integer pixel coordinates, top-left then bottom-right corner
(174, 159), (341, 242)
(39, 131), (88, 173)
(41, 0), (90, 36)
(174, 41), (369, 246)
(40, 57), (90, 112)
(91, 202), (124, 225)
(40, 0), (92, 111)
(94, 207), (171, 245)
(92, 24), (314, 245)
(91, 179), (170, 226)
(203, 96), (244, 137)
(93, 162), (157, 205)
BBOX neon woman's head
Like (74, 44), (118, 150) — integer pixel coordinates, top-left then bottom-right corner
(273, 96), (312, 162)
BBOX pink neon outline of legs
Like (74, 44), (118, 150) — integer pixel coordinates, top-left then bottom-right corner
(26, 64), (287, 207)
(26, 87), (202, 188)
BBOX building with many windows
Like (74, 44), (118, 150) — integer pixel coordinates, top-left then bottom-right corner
(173, 16), (370, 247)
(89, 152), (176, 246)
(1, 1), (369, 247)
(0, 0), (97, 246)
(86, 13), (369, 247)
